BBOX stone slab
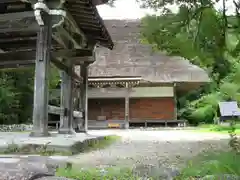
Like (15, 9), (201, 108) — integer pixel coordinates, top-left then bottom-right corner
(0, 131), (109, 154)
(0, 155), (75, 180)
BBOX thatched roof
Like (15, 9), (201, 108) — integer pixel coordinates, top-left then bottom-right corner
(87, 19), (210, 85)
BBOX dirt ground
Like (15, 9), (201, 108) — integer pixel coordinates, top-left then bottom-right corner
(68, 130), (230, 178)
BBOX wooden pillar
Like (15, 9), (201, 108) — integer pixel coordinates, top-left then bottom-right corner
(30, 14), (52, 137)
(173, 83), (178, 120)
(124, 82), (130, 129)
(72, 82), (80, 131)
(58, 60), (76, 134)
(84, 65), (89, 132)
(79, 64), (88, 132)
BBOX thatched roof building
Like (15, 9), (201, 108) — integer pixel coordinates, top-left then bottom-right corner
(73, 19), (211, 125)
(86, 19), (210, 91)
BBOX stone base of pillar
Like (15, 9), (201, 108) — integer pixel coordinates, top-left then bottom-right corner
(29, 131), (51, 137)
(58, 128), (76, 135)
(76, 128), (87, 133)
(124, 122), (129, 129)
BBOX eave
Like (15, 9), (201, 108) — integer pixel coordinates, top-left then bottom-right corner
(0, 0), (114, 50)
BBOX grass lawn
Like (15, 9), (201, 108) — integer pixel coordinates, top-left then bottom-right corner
(192, 124), (240, 135)
(175, 151), (240, 179)
(56, 167), (140, 180)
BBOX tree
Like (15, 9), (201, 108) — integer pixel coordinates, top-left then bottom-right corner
(0, 64), (60, 125)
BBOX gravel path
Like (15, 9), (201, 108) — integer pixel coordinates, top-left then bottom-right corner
(68, 130), (230, 178)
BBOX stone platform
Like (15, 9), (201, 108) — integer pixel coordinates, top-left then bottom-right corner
(0, 131), (109, 154)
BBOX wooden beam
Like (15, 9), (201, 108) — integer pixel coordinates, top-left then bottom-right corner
(0, 12), (37, 33)
(65, 12), (87, 47)
(92, 0), (109, 5)
(0, 60), (34, 69)
(0, 10), (87, 49)
(54, 26), (85, 49)
(51, 11), (88, 49)
(0, 24), (38, 33)
(73, 56), (94, 65)
(67, 0), (108, 6)
(0, 63), (33, 69)
(51, 58), (82, 82)
(0, 11), (34, 21)
(0, 49), (93, 62)
(0, 0), (21, 3)
(0, 2), (32, 14)
(0, 36), (36, 43)
(48, 105), (83, 118)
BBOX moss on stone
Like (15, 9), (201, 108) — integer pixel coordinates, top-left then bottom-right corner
(0, 135), (120, 156)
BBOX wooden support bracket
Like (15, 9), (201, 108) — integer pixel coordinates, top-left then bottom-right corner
(51, 58), (82, 82)
(48, 105), (83, 118)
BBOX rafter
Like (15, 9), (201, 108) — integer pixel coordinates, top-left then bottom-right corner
(0, 10), (91, 49)
(0, 11), (33, 21)
(52, 11), (87, 49)
(0, 49), (93, 62)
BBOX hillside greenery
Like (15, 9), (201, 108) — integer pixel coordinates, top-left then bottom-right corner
(139, 0), (240, 125)
(0, 66), (59, 124)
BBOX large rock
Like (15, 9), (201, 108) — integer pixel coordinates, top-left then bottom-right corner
(0, 156), (75, 180)
(0, 158), (53, 180)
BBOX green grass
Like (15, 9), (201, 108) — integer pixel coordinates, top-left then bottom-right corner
(56, 167), (141, 180)
(176, 151), (240, 179)
(192, 124), (240, 135)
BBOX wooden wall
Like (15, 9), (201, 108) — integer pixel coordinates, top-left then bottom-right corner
(88, 97), (175, 121)
(129, 98), (175, 120)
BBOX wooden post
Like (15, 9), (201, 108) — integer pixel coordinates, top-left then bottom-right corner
(75, 65), (83, 132)
(78, 64), (88, 133)
(124, 82), (130, 129)
(84, 65), (89, 132)
(58, 60), (76, 134)
(79, 64), (88, 132)
(30, 14), (52, 137)
(173, 83), (178, 121)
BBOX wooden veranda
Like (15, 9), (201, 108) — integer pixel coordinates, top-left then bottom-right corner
(0, 0), (113, 137)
